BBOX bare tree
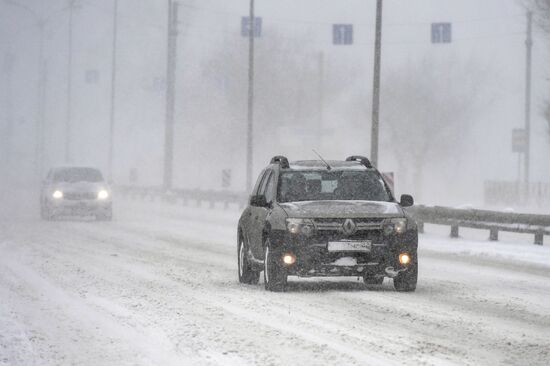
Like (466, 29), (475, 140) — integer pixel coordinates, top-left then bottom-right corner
(528, 1), (550, 142)
(530, 0), (550, 33)
(380, 56), (489, 198)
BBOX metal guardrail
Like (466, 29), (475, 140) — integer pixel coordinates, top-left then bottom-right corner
(407, 205), (550, 245)
(116, 185), (248, 209)
(116, 186), (549, 245)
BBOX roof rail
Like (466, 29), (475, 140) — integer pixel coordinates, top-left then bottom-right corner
(270, 155), (290, 169)
(345, 155), (373, 168)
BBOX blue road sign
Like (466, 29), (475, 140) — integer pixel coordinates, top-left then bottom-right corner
(431, 23), (452, 43)
(241, 16), (262, 37)
(333, 24), (353, 45)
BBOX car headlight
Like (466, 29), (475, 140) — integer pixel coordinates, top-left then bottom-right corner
(384, 218), (407, 235)
(97, 190), (109, 200)
(286, 218), (315, 236)
(52, 190), (63, 199)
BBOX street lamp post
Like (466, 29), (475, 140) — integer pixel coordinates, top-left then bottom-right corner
(246, 0), (255, 192)
(370, 0), (383, 167)
(108, 0), (119, 180)
(65, 0), (76, 164)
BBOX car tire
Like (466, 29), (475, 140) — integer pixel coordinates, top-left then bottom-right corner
(263, 240), (287, 292)
(40, 202), (52, 221)
(364, 275), (384, 285)
(238, 236), (260, 285)
(393, 262), (418, 292)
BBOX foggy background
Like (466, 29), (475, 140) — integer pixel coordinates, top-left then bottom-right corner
(1, 0), (549, 207)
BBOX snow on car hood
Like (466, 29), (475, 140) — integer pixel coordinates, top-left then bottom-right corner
(279, 200), (403, 219)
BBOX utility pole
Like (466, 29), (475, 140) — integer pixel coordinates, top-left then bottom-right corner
(65, 0), (76, 164)
(108, 0), (119, 180)
(2, 53), (14, 169)
(37, 17), (46, 178)
(524, 11), (533, 184)
(163, 0), (179, 191)
(317, 51), (324, 149)
(370, 0), (383, 167)
(246, 0), (255, 192)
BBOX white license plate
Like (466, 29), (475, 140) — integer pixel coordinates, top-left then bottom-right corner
(327, 241), (372, 252)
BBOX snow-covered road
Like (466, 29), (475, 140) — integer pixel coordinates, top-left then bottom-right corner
(1, 198), (549, 365)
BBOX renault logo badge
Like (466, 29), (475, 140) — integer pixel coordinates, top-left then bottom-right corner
(342, 219), (357, 236)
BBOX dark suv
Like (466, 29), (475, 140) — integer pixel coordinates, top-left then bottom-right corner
(237, 156), (418, 292)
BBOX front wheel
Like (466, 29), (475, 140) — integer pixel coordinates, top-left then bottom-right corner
(40, 202), (52, 221)
(263, 241), (287, 292)
(393, 262), (418, 292)
(238, 237), (260, 284)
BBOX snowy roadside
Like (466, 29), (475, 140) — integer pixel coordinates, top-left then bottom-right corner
(1, 195), (549, 365)
(119, 198), (550, 270)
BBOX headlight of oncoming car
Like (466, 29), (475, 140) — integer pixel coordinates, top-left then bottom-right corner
(97, 190), (109, 200)
(383, 218), (407, 235)
(286, 218), (315, 236)
(52, 190), (63, 199)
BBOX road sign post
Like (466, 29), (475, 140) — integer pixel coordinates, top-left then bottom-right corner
(222, 169), (232, 188)
(512, 128), (527, 153)
(332, 24), (353, 45)
(241, 16), (262, 37)
(431, 23), (452, 43)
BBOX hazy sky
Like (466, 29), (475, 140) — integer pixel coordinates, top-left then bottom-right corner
(1, 0), (548, 206)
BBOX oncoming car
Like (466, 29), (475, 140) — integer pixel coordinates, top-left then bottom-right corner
(237, 155), (418, 292)
(40, 166), (113, 221)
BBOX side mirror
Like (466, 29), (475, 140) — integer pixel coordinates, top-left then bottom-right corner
(250, 194), (269, 208)
(400, 194), (414, 207)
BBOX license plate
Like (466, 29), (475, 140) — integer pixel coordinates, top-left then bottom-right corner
(327, 240), (372, 252)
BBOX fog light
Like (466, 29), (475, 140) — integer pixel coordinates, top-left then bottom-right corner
(52, 190), (63, 199)
(399, 253), (411, 265)
(282, 253), (296, 265)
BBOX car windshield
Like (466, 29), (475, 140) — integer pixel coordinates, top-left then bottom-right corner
(53, 168), (103, 183)
(278, 170), (391, 203)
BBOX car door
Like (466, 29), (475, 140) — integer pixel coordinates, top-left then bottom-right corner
(249, 170), (274, 258)
(241, 169), (267, 251)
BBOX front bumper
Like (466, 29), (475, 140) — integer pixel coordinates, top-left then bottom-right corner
(269, 229), (417, 278)
(48, 199), (112, 216)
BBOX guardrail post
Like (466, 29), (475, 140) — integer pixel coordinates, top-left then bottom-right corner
(489, 227), (499, 241)
(450, 224), (459, 238)
(534, 230), (544, 245)
(416, 221), (424, 234)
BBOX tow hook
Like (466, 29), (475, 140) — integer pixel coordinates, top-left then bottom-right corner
(385, 266), (407, 278)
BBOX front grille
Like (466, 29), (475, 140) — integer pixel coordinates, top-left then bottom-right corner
(313, 218), (384, 232)
(64, 192), (96, 200)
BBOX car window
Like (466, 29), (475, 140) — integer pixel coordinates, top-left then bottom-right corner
(264, 172), (276, 202)
(278, 170), (390, 203)
(258, 171), (273, 196)
(53, 168), (104, 183)
(251, 169), (267, 195)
